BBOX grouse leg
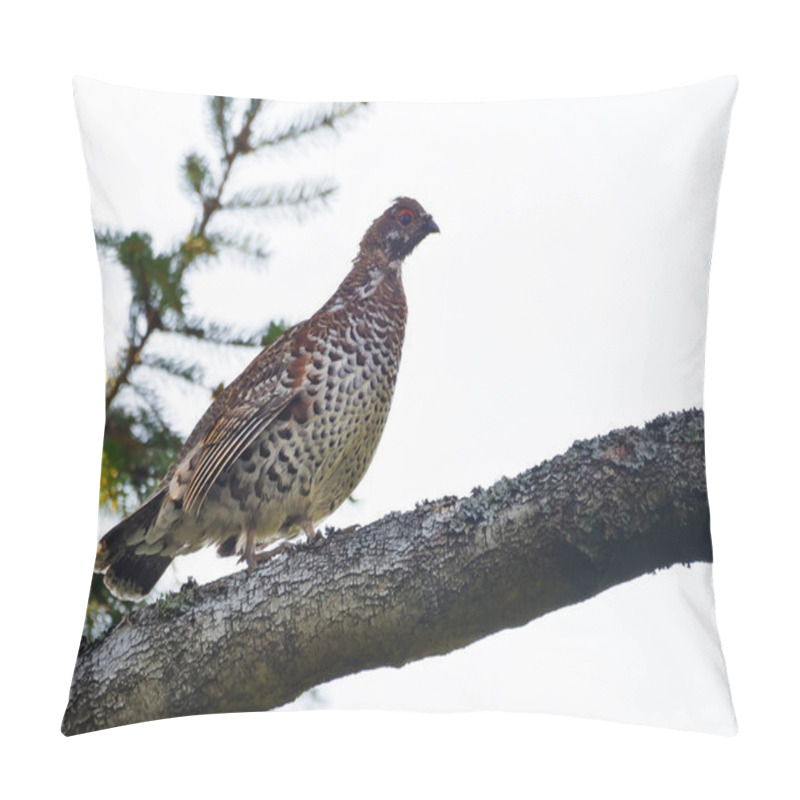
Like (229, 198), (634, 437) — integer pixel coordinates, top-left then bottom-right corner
(301, 519), (324, 546)
(242, 526), (258, 574)
(240, 529), (291, 571)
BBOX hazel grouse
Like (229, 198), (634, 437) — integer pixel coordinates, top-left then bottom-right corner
(95, 197), (439, 600)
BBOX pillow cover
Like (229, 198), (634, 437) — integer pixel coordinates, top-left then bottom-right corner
(64, 76), (738, 735)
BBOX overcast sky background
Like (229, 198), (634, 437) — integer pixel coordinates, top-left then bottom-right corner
(74, 76), (736, 731)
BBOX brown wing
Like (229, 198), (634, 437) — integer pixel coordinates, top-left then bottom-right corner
(176, 326), (316, 516)
(181, 393), (294, 515)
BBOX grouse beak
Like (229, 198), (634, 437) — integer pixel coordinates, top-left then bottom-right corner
(425, 215), (440, 235)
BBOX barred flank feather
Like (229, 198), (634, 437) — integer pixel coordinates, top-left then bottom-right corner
(95, 489), (170, 600)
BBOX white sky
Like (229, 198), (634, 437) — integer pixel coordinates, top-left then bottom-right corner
(74, 76), (736, 732)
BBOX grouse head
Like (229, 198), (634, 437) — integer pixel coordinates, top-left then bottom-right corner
(360, 197), (440, 264)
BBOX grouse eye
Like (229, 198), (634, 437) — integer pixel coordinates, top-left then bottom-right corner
(397, 209), (415, 226)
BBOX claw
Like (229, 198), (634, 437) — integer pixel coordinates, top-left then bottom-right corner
(301, 520), (320, 543)
(255, 540), (290, 564)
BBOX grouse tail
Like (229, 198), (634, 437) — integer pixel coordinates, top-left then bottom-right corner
(94, 489), (172, 601)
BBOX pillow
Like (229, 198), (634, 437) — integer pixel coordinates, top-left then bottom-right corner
(63, 76), (738, 735)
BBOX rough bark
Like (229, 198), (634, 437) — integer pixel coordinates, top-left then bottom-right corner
(63, 409), (711, 735)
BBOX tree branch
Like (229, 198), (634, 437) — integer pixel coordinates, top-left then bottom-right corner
(63, 409), (711, 735)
